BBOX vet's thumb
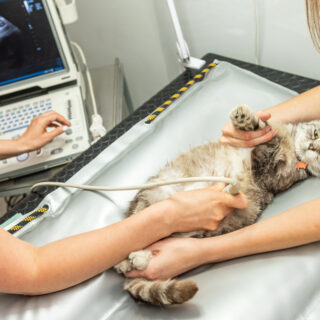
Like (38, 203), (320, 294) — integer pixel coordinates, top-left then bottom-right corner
(256, 111), (271, 122)
(46, 126), (64, 140)
(223, 192), (248, 209)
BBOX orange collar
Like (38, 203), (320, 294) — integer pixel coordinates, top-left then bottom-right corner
(296, 161), (308, 171)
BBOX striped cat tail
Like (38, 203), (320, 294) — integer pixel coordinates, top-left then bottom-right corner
(124, 278), (198, 305)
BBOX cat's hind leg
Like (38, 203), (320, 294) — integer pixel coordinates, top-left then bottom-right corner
(114, 250), (152, 274)
(230, 104), (266, 131)
(114, 259), (133, 274)
(124, 278), (198, 305)
(117, 251), (199, 305)
(129, 250), (153, 270)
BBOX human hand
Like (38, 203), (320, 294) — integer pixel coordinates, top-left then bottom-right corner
(219, 111), (277, 147)
(126, 237), (201, 280)
(165, 183), (248, 234)
(17, 111), (70, 152)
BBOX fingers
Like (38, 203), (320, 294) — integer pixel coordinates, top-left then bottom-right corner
(222, 123), (273, 141)
(126, 269), (144, 278)
(208, 184), (248, 210)
(219, 192), (248, 209)
(47, 123), (59, 128)
(29, 111), (70, 131)
(255, 111), (271, 122)
(248, 129), (278, 146)
(210, 182), (226, 192)
(207, 182), (248, 211)
(28, 111), (70, 142)
(45, 126), (64, 141)
(39, 111), (70, 127)
(220, 111), (274, 148)
(208, 183), (248, 216)
(220, 129), (277, 147)
(206, 183), (248, 209)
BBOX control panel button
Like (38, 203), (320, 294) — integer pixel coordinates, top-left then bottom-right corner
(76, 136), (83, 141)
(66, 139), (73, 144)
(36, 149), (43, 156)
(2, 160), (7, 164)
(67, 100), (73, 120)
(17, 153), (29, 162)
(72, 144), (79, 150)
(51, 148), (63, 155)
(65, 128), (73, 135)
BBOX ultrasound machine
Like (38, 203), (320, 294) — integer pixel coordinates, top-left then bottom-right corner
(0, 0), (90, 182)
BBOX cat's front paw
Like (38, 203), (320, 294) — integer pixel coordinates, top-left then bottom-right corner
(230, 104), (266, 131)
(129, 250), (153, 271)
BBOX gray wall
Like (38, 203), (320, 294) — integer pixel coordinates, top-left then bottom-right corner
(67, 0), (320, 109)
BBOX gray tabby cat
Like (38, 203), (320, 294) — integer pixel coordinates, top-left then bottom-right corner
(115, 104), (320, 305)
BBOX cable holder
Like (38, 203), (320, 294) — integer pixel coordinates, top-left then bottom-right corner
(6, 205), (49, 235)
(55, 0), (78, 25)
(145, 62), (217, 124)
(166, 0), (206, 69)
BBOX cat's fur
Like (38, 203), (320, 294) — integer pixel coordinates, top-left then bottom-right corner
(114, 105), (320, 305)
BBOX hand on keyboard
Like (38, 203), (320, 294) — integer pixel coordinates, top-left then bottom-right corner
(17, 111), (71, 152)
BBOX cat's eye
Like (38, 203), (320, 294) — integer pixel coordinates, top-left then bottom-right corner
(314, 129), (319, 139)
(309, 143), (315, 150)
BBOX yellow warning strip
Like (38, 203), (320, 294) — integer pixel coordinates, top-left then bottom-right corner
(145, 62), (217, 124)
(7, 206), (49, 234)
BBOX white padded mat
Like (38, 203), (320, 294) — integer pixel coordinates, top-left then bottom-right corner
(1, 61), (320, 320)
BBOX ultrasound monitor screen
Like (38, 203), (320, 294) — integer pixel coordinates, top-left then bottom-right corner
(0, 0), (65, 87)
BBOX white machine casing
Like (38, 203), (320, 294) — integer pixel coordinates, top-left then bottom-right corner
(0, 0), (90, 181)
(0, 0), (79, 97)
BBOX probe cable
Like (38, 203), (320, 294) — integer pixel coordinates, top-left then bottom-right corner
(31, 177), (241, 195)
(5, 178), (240, 235)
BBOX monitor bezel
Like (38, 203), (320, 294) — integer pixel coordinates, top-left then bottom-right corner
(0, 0), (79, 97)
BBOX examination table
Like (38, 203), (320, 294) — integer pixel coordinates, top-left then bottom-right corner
(1, 54), (320, 320)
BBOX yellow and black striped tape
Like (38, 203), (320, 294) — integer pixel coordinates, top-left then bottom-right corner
(7, 206), (49, 235)
(145, 62), (217, 124)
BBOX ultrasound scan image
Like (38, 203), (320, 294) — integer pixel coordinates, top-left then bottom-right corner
(0, 16), (24, 69)
(0, 0), (64, 86)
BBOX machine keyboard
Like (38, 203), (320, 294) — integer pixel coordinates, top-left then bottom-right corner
(0, 86), (91, 182)
(0, 99), (52, 134)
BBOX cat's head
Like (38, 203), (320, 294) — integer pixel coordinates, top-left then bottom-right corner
(294, 120), (320, 176)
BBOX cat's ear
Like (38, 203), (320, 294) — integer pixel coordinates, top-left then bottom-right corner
(251, 137), (286, 173)
(273, 153), (287, 171)
(251, 145), (270, 171)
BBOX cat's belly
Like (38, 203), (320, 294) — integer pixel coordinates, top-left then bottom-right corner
(210, 147), (253, 179)
(147, 146), (253, 204)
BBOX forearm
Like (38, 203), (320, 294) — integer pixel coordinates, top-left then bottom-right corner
(198, 198), (320, 265)
(1, 201), (172, 295)
(265, 85), (320, 123)
(0, 139), (27, 160)
(34, 205), (171, 294)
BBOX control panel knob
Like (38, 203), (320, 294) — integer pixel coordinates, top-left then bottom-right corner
(17, 153), (29, 162)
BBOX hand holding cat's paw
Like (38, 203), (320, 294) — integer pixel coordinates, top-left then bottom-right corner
(220, 110), (276, 148)
(129, 250), (153, 271)
(126, 238), (201, 281)
(114, 259), (133, 274)
(230, 104), (266, 131)
(114, 250), (152, 274)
